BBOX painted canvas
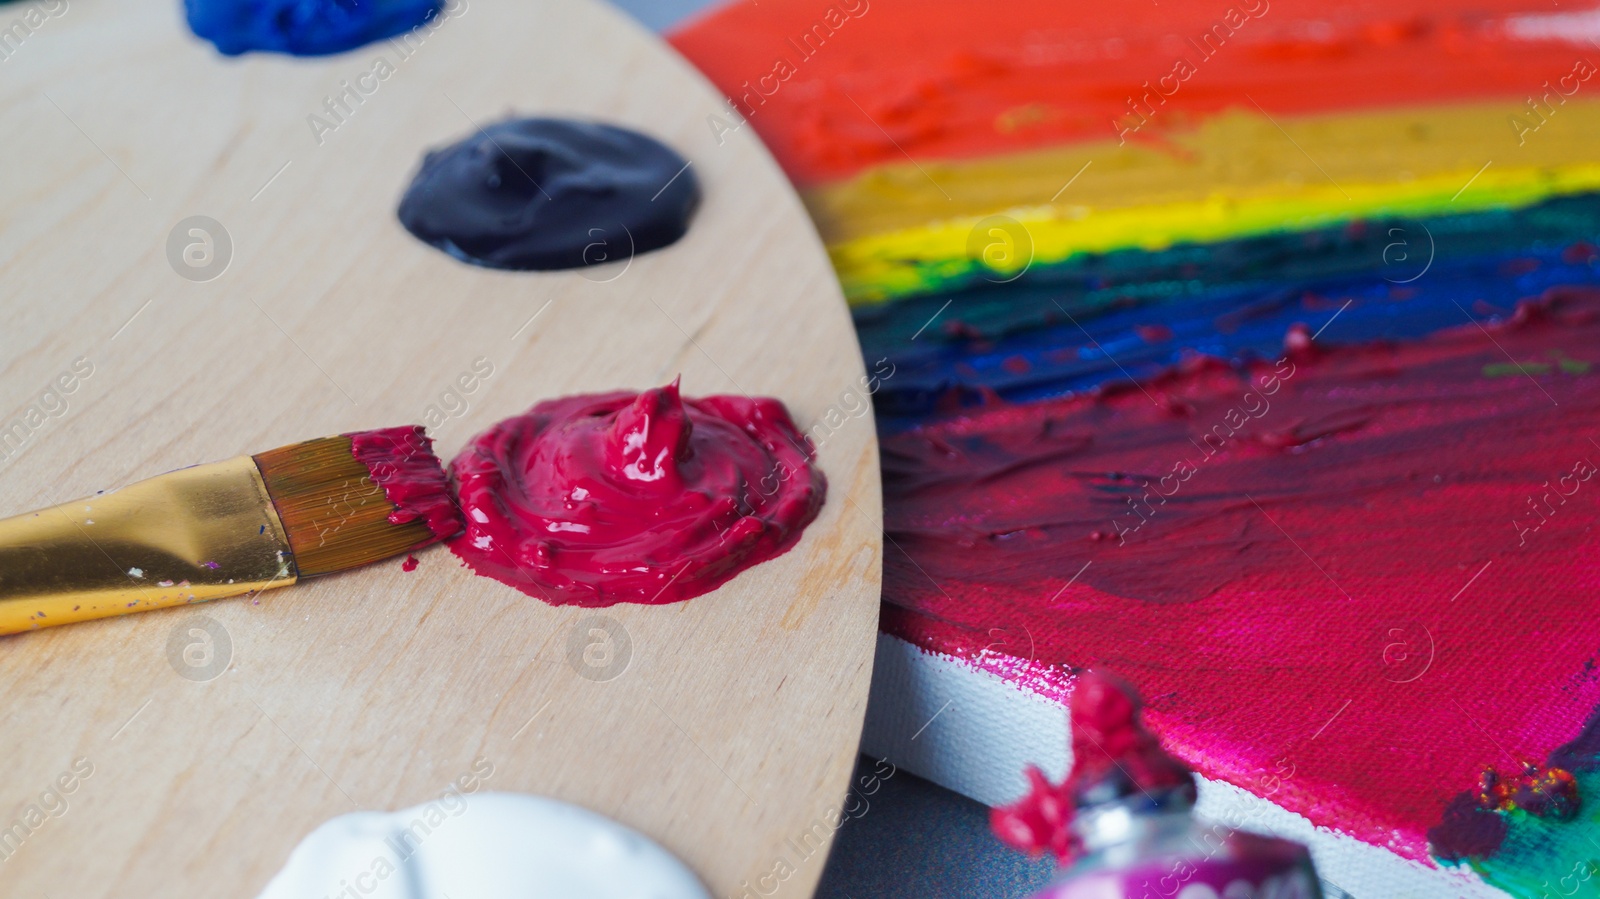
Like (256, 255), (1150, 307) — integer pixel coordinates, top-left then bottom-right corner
(674, 0), (1600, 895)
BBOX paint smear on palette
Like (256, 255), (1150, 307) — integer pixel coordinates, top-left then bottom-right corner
(448, 381), (824, 607)
(879, 287), (1600, 869)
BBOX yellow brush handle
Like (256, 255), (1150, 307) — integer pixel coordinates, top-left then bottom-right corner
(0, 456), (298, 635)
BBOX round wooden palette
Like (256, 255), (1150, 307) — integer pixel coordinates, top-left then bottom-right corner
(0, 0), (881, 895)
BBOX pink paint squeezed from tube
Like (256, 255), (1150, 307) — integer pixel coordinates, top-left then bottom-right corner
(994, 672), (1324, 899)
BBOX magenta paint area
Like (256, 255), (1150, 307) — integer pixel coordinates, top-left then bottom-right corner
(883, 287), (1600, 862)
(347, 425), (462, 545)
(184, 0), (443, 56)
(448, 380), (825, 607)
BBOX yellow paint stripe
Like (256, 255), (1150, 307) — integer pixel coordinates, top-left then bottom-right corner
(803, 100), (1600, 303)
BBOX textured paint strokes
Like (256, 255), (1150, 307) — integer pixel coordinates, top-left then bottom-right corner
(800, 100), (1600, 249)
(670, 0), (1598, 185)
(879, 287), (1600, 861)
(857, 194), (1600, 427)
(1429, 704), (1600, 897)
(671, 0), (1600, 889)
(819, 103), (1600, 302)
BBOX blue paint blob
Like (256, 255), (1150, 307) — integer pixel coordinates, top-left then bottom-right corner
(185, 0), (443, 56)
(397, 118), (700, 272)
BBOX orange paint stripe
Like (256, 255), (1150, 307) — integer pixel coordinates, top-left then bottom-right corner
(671, 0), (1600, 185)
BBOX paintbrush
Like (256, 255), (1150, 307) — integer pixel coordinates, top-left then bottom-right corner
(0, 426), (462, 635)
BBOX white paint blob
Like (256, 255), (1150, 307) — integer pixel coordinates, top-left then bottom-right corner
(256, 791), (711, 899)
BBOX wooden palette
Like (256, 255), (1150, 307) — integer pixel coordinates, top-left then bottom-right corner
(0, 0), (881, 895)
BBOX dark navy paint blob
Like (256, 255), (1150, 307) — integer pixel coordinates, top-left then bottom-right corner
(185, 0), (442, 56)
(397, 118), (700, 272)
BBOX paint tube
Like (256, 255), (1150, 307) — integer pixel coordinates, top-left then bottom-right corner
(1026, 789), (1325, 899)
(997, 672), (1325, 899)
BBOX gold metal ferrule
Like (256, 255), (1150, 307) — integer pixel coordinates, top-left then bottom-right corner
(0, 456), (298, 635)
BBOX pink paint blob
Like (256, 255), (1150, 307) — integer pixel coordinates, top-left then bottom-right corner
(401, 555), (419, 572)
(347, 425), (463, 545)
(448, 380), (825, 606)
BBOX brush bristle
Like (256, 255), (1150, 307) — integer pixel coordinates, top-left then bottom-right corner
(253, 428), (461, 578)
